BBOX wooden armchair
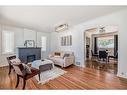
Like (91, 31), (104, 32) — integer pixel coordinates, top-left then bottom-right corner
(7, 55), (16, 75)
(12, 63), (40, 89)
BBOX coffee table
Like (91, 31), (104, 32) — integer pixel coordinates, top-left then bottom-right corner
(31, 59), (54, 72)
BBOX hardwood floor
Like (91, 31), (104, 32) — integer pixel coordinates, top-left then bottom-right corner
(0, 64), (127, 89)
(86, 59), (118, 75)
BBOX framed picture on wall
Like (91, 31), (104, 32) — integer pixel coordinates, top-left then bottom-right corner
(60, 35), (72, 46)
(25, 40), (35, 47)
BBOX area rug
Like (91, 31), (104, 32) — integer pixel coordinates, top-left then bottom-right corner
(35, 66), (67, 84)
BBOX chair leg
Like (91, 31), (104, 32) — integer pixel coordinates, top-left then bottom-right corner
(23, 77), (26, 90)
(106, 58), (108, 64)
(8, 65), (11, 75)
(15, 74), (19, 88)
(108, 57), (110, 62)
(38, 73), (40, 81)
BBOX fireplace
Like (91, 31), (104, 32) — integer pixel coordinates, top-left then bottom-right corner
(27, 55), (36, 63)
(16, 47), (41, 63)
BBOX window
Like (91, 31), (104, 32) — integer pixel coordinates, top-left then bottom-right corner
(97, 36), (114, 48)
(41, 36), (46, 51)
(2, 30), (14, 54)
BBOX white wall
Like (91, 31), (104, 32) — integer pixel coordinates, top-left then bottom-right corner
(50, 32), (59, 51)
(23, 29), (36, 43)
(51, 8), (127, 78)
(0, 24), (51, 67)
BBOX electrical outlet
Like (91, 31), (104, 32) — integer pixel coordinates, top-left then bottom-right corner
(76, 62), (80, 65)
(121, 72), (124, 75)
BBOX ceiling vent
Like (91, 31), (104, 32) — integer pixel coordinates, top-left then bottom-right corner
(55, 24), (68, 32)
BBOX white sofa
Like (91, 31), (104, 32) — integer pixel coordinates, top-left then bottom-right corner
(49, 51), (75, 67)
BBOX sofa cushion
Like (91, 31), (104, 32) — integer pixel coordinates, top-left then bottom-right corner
(51, 57), (64, 64)
(54, 55), (61, 58)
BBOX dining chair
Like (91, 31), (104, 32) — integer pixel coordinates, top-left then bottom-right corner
(108, 51), (118, 62)
(98, 50), (108, 62)
(91, 50), (98, 59)
(97, 50), (109, 70)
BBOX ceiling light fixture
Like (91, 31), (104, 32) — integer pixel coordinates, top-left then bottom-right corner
(55, 24), (68, 32)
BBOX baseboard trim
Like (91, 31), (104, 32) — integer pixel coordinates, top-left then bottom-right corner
(117, 73), (127, 79)
(0, 64), (9, 68)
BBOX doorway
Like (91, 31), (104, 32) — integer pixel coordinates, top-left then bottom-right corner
(84, 26), (118, 75)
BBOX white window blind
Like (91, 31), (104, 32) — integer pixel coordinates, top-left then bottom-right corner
(2, 30), (14, 54)
(41, 36), (46, 51)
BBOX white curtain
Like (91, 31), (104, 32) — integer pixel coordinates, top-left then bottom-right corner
(2, 30), (14, 54)
(41, 36), (46, 51)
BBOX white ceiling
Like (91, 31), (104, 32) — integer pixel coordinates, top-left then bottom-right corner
(0, 6), (126, 32)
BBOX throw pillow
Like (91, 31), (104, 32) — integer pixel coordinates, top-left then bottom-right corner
(12, 63), (26, 76)
(10, 59), (31, 75)
(54, 52), (61, 56)
(22, 63), (32, 74)
(10, 58), (21, 65)
(63, 54), (70, 59)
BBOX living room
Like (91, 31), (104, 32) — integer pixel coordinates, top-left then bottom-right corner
(1, 6), (127, 90)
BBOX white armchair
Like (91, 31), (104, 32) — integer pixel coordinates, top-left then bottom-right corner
(49, 51), (75, 67)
